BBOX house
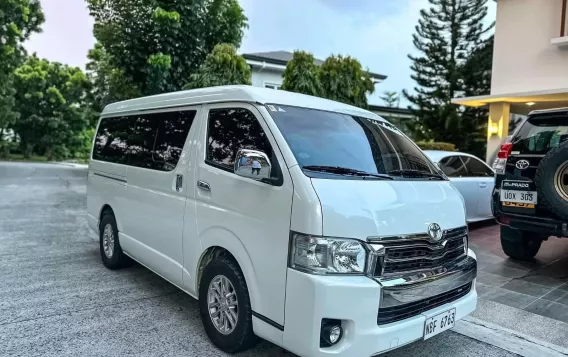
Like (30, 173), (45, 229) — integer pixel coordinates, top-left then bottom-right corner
(242, 51), (414, 134)
(242, 50), (387, 90)
(454, 0), (568, 162)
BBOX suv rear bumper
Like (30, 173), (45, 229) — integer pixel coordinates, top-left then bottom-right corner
(492, 194), (568, 237)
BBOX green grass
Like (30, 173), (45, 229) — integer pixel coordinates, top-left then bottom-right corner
(0, 154), (48, 162)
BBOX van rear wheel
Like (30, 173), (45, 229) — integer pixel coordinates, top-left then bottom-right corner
(500, 226), (544, 261)
(199, 257), (258, 353)
(99, 212), (131, 269)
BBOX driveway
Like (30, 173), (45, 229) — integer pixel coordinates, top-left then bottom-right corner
(0, 162), (526, 357)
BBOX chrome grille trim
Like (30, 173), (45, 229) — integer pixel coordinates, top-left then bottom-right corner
(371, 226), (468, 276)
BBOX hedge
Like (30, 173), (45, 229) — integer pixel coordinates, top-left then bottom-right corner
(415, 141), (456, 151)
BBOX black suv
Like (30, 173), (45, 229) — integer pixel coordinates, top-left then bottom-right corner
(492, 108), (568, 260)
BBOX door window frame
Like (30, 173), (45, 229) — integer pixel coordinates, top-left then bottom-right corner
(459, 155), (494, 178)
(439, 155), (468, 178)
(201, 102), (285, 186)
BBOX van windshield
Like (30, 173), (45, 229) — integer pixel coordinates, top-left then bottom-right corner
(266, 104), (441, 180)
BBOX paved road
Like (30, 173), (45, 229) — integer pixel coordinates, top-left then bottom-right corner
(0, 162), (517, 357)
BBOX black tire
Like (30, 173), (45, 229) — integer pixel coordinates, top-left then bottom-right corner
(535, 140), (568, 221)
(199, 256), (258, 353)
(500, 226), (543, 261)
(99, 212), (131, 269)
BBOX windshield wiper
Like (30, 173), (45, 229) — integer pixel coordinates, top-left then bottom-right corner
(387, 169), (445, 180)
(302, 165), (393, 180)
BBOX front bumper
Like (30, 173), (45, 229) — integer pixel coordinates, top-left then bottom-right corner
(282, 250), (477, 357)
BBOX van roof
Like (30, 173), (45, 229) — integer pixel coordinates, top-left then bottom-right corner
(101, 85), (384, 121)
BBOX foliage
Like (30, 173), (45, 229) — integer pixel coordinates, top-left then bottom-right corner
(86, 0), (248, 100)
(12, 55), (92, 160)
(0, 0), (45, 136)
(319, 55), (375, 108)
(460, 35), (494, 158)
(86, 43), (142, 112)
(416, 141), (456, 151)
(380, 91), (400, 108)
(76, 127), (96, 160)
(281, 51), (322, 97)
(184, 43), (251, 89)
(403, 0), (494, 154)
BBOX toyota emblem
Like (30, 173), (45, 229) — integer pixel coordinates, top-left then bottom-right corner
(427, 223), (443, 241)
(515, 159), (530, 170)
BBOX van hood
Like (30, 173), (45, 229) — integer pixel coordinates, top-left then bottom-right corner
(310, 178), (466, 240)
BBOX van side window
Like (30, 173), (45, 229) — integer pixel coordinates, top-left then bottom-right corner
(206, 108), (272, 170)
(153, 110), (197, 171)
(93, 116), (134, 164)
(93, 110), (196, 171)
(128, 114), (159, 169)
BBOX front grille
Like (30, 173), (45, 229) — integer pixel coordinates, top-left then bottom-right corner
(374, 226), (467, 276)
(377, 283), (472, 325)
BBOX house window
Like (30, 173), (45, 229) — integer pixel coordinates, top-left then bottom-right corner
(264, 83), (282, 90)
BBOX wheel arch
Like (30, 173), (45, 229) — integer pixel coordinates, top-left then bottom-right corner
(195, 233), (260, 310)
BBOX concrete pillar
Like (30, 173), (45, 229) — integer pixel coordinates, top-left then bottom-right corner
(486, 102), (510, 163)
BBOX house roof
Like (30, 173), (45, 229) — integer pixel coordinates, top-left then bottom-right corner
(242, 50), (387, 81)
(102, 85), (386, 121)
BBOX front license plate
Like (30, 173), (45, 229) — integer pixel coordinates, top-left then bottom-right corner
(500, 190), (537, 204)
(423, 308), (456, 340)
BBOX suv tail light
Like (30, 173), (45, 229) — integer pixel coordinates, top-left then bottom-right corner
(493, 143), (512, 174)
(497, 143), (512, 159)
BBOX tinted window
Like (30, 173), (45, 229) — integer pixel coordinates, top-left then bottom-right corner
(461, 156), (493, 177)
(266, 105), (438, 178)
(153, 110), (196, 171)
(439, 156), (467, 177)
(93, 110), (195, 171)
(93, 116), (135, 164)
(207, 108), (272, 170)
(512, 116), (568, 155)
(127, 114), (159, 169)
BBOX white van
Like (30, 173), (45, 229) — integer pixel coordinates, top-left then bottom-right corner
(87, 85), (477, 356)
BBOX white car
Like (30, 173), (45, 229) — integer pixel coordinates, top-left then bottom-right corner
(87, 86), (477, 357)
(425, 150), (495, 222)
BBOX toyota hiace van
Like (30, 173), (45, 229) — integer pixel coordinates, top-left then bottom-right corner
(87, 85), (477, 357)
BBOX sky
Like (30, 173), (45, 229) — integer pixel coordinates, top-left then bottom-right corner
(24, 0), (496, 106)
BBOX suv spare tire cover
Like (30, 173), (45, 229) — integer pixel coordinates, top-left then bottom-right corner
(535, 140), (568, 221)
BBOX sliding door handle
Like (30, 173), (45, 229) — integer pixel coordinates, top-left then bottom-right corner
(176, 174), (183, 191)
(197, 180), (210, 191)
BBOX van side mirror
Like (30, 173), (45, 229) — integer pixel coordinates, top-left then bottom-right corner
(234, 149), (272, 182)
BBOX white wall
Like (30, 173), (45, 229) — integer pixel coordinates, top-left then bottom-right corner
(491, 0), (568, 95)
(251, 69), (284, 88)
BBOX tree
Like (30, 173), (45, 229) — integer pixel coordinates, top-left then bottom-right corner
(319, 55), (375, 108)
(184, 43), (251, 89)
(460, 35), (494, 157)
(380, 91), (400, 108)
(281, 51), (322, 96)
(86, 0), (247, 99)
(12, 56), (91, 159)
(403, 0), (493, 151)
(0, 0), (45, 150)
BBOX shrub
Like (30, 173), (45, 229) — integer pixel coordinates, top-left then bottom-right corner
(416, 141), (456, 151)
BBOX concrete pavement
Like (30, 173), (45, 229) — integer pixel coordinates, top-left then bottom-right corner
(0, 162), (538, 356)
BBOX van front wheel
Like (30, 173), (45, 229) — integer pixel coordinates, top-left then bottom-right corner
(199, 257), (258, 353)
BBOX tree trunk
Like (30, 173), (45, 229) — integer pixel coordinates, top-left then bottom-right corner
(46, 147), (53, 161)
(24, 143), (34, 159)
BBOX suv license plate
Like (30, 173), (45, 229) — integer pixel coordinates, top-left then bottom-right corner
(500, 190), (537, 205)
(424, 308), (456, 340)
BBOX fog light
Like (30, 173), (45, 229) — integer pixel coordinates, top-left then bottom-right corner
(320, 320), (343, 347)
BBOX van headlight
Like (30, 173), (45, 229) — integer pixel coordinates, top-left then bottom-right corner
(289, 233), (368, 274)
